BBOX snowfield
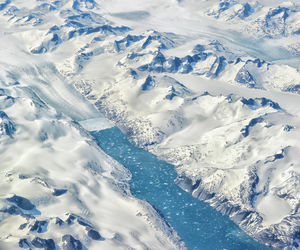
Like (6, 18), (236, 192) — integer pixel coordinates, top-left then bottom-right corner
(1, 0), (300, 249)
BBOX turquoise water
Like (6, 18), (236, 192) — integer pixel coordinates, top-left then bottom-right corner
(91, 127), (270, 250)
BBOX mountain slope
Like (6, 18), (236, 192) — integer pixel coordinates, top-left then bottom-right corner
(0, 4), (183, 249)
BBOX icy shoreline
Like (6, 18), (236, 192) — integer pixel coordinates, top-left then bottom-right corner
(90, 90), (298, 249)
(91, 126), (270, 249)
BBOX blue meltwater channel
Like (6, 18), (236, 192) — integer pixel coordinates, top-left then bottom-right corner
(91, 127), (270, 250)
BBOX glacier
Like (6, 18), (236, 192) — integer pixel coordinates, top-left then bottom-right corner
(1, 0), (300, 249)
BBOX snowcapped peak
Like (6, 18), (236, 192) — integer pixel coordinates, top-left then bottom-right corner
(0, 110), (16, 137)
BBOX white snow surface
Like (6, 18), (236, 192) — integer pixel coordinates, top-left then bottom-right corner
(1, 0), (300, 249)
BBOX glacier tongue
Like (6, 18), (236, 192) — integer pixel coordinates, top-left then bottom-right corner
(79, 117), (113, 131)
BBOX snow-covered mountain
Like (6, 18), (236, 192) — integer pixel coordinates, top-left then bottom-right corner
(1, 0), (300, 249)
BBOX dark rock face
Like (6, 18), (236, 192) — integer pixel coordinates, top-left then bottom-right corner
(77, 217), (92, 228)
(240, 3), (254, 18)
(32, 237), (47, 248)
(1, 205), (22, 215)
(115, 34), (144, 52)
(65, 213), (94, 228)
(285, 84), (300, 94)
(30, 220), (48, 233)
(141, 75), (155, 91)
(6, 195), (35, 210)
(130, 69), (139, 79)
(0, 110), (16, 136)
(52, 188), (68, 196)
(0, 0), (10, 11)
(19, 223), (28, 230)
(62, 234), (83, 250)
(212, 56), (227, 77)
(19, 238), (31, 248)
(241, 97), (256, 107)
(235, 67), (256, 87)
(263, 6), (290, 36)
(66, 214), (76, 225)
(240, 116), (264, 137)
(31, 237), (56, 250)
(55, 217), (65, 226)
(260, 97), (281, 109)
(293, 230), (300, 248)
(87, 228), (103, 240)
(241, 97), (281, 110)
(284, 125), (294, 132)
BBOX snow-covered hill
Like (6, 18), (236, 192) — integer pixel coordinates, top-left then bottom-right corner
(1, 0), (300, 249)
